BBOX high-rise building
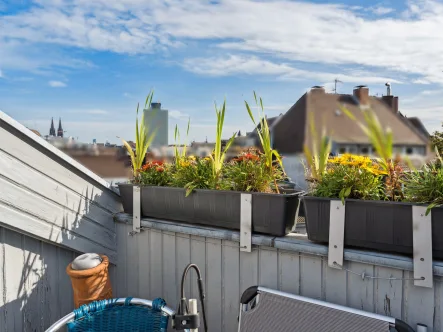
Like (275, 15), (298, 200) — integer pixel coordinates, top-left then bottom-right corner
(143, 102), (168, 147)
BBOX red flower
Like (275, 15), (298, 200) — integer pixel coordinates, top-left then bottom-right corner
(156, 166), (165, 173)
(142, 160), (164, 171)
(235, 153), (260, 162)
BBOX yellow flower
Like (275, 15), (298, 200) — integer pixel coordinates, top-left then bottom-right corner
(180, 160), (190, 167)
(188, 155), (196, 160)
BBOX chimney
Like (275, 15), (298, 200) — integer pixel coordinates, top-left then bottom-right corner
(382, 95), (399, 114)
(385, 82), (391, 96)
(310, 85), (325, 94)
(353, 85), (369, 105)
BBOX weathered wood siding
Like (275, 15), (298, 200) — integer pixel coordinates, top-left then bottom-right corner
(0, 111), (120, 330)
(0, 226), (72, 331)
(115, 220), (443, 332)
(0, 111), (122, 262)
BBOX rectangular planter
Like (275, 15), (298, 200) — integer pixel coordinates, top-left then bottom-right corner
(303, 196), (443, 260)
(118, 183), (135, 215)
(141, 186), (300, 237)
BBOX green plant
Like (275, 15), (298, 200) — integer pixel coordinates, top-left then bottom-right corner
(224, 148), (284, 193)
(430, 123), (443, 155)
(313, 154), (385, 202)
(174, 118), (191, 167)
(208, 99), (236, 186)
(170, 156), (215, 195)
(245, 92), (284, 191)
(384, 156), (405, 201)
(139, 161), (172, 186)
(340, 107), (392, 169)
(303, 111), (332, 182)
(403, 148), (443, 215)
(340, 106), (405, 201)
(119, 90), (157, 182)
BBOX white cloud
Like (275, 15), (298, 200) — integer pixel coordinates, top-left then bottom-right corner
(183, 55), (400, 84)
(0, 39), (94, 74)
(48, 80), (67, 87)
(2, 0), (443, 85)
(420, 89), (442, 95)
(169, 110), (190, 120)
(369, 6), (394, 15)
(183, 55), (292, 76)
(413, 79), (432, 85)
(400, 88), (443, 133)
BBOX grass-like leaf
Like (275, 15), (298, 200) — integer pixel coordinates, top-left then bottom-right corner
(119, 90), (157, 182)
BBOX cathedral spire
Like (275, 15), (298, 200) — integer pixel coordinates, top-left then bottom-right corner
(49, 118), (56, 136)
(57, 118), (64, 137)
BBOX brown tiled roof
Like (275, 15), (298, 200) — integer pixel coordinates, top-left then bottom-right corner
(272, 90), (428, 154)
(407, 117), (430, 139)
(247, 115), (282, 141)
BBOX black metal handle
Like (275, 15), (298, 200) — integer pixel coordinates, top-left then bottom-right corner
(178, 263), (208, 332)
(395, 319), (415, 332)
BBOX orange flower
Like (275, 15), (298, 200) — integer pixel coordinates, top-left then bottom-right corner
(235, 153), (260, 162)
(142, 160), (164, 171)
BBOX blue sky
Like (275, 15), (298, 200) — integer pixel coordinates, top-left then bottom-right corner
(1, 0), (443, 144)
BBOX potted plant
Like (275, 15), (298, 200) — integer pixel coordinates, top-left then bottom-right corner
(137, 93), (301, 236)
(303, 107), (443, 259)
(118, 90), (157, 214)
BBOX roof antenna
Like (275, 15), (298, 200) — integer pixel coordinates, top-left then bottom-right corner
(333, 79), (343, 94)
(385, 82), (391, 96)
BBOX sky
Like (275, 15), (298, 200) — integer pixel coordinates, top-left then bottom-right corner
(1, 0), (443, 144)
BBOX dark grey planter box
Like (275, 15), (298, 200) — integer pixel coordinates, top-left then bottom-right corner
(141, 186), (300, 237)
(303, 196), (443, 260)
(118, 183), (135, 214)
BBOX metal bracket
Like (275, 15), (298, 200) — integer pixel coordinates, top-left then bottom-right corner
(412, 206), (433, 288)
(328, 200), (346, 269)
(130, 186), (141, 236)
(240, 193), (252, 253)
(290, 197), (301, 233)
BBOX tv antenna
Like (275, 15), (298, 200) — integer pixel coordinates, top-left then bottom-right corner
(333, 79), (343, 94)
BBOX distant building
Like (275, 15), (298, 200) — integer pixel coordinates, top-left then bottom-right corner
(48, 117), (64, 138)
(245, 85), (430, 190)
(57, 118), (64, 138)
(28, 129), (41, 137)
(61, 145), (132, 184)
(143, 102), (168, 147)
(49, 118), (56, 136)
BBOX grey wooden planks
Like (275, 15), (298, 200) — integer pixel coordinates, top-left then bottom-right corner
(0, 121), (121, 263)
(0, 226), (77, 332)
(114, 221), (442, 332)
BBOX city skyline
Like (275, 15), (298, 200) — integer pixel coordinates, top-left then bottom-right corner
(1, 0), (443, 143)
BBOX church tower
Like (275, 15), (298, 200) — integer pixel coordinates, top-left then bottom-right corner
(57, 118), (64, 137)
(49, 118), (56, 136)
